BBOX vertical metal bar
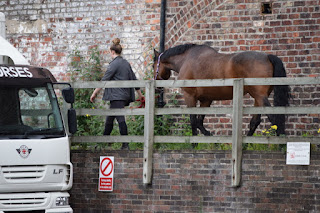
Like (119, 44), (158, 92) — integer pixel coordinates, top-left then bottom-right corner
(62, 97), (69, 134)
(0, 12), (5, 64)
(231, 78), (244, 187)
(143, 80), (155, 185)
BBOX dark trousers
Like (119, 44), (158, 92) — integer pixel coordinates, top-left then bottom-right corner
(103, 100), (128, 135)
(103, 101), (129, 149)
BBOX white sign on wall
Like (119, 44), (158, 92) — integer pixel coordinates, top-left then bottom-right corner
(99, 156), (114, 192)
(286, 142), (310, 165)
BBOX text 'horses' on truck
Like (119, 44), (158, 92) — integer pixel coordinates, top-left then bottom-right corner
(0, 65), (77, 213)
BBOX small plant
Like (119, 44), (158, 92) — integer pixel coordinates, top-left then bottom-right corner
(247, 125), (284, 151)
(67, 47), (105, 150)
(301, 132), (313, 137)
(262, 125), (278, 136)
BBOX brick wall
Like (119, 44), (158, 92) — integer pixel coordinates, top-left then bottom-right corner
(1, 0), (320, 135)
(162, 0), (320, 136)
(71, 150), (320, 212)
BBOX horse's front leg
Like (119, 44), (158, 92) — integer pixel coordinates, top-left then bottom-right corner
(198, 100), (212, 136)
(184, 93), (197, 135)
(184, 93), (198, 148)
(190, 114), (198, 136)
(197, 114), (211, 136)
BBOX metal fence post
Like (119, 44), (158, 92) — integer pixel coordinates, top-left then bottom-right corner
(0, 12), (5, 64)
(143, 80), (155, 185)
(231, 78), (244, 187)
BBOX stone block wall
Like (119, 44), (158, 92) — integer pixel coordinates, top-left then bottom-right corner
(71, 150), (320, 212)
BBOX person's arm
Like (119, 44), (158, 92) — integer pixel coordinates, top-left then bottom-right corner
(102, 62), (117, 81)
(90, 88), (102, 103)
(90, 60), (118, 103)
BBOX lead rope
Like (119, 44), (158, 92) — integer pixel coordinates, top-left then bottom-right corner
(154, 52), (164, 80)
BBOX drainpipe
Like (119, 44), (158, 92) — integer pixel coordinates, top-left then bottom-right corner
(157, 0), (166, 108)
(159, 0), (166, 53)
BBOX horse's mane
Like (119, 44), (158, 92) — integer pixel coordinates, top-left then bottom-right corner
(160, 44), (215, 61)
(160, 44), (195, 61)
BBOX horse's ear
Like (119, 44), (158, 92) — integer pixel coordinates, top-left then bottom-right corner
(154, 49), (159, 57)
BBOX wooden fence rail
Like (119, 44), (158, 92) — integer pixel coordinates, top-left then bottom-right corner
(58, 77), (320, 187)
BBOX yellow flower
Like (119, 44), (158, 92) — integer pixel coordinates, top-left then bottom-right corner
(271, 125), (278, 130)
(86, 114), (90, 117)
(318, 128), (320, 134)
(92, 107), (95, 109)
(262, 129), (266, 134)
(265, 131), (270, 134)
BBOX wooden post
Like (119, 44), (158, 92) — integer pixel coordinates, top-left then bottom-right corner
(143, 80), (155, 185)
(231, 78), (244, 187)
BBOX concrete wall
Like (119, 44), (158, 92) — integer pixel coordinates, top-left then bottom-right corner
(71, 150), (320, 212)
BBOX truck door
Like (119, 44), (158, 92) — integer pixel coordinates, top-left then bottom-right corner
(0, 88), (20, 126)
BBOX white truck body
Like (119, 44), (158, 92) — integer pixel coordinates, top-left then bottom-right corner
(0, 35), (74, 213)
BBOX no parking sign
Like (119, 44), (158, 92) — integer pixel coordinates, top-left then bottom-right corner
(99, 156), (114, 191)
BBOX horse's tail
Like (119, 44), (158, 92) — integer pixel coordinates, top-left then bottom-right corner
(268, 54), (291, 135)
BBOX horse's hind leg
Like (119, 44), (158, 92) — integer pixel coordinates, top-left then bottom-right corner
(263, 97), (286, 136)
(262, 97), (276, 125)
(247, 97), (274, 136)
(247, 114), (262, 136)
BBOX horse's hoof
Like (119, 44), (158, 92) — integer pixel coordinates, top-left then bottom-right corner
(247, 132), (254, 136)
(192, 143), (198, 148)
(204, 131), (211, 136)
(121, 143), (129, 150)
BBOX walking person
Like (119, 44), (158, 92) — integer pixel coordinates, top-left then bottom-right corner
(90, 38), (144, 149)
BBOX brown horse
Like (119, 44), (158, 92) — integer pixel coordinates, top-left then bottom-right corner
(153, 44), (290, 137)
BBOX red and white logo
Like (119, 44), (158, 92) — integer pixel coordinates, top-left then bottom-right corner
(16, 145), (32, 158)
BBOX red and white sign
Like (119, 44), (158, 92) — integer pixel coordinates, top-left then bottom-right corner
(99, 156), (114, 191)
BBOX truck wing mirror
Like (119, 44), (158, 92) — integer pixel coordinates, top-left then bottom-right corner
(62, 87), (75, 104)
(68, 108), (77, 134)
(24, 88), (38, 97)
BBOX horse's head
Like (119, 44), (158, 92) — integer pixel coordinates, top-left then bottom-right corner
(153, 49), (171, 80)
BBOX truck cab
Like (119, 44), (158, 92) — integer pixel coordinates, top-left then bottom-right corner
(0, 35), (76, 212)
